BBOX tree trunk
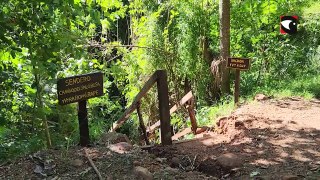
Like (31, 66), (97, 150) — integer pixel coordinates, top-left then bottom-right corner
(218, 0), (231, 95)
(35, 73), (52, 148)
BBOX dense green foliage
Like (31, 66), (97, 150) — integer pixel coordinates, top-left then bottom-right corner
(0, 0), (319, 161)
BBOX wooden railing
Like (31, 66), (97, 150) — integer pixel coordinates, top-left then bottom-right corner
(112, 70), (203, 145)
(149, 90), (204, 141)
(111, 70), (172, 145)
(147, 91), (197, 133)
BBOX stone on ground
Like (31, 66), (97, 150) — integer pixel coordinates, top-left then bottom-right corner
(108, 142), (133, 154)
(133, 166), (153, 180)
(254, 94), (268, 101)
(170, 157), (180, 168)
(71, 159), (84, 167)
(216, 153), (243, 169)
(99, 132), (131, 145)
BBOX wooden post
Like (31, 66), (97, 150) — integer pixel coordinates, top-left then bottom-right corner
(186, 98), (198, 134)
(78, 100), (90, 146)
(136, 101), (150, 145)
(234, 69), (240, 106)
(156, 70), (172, 145)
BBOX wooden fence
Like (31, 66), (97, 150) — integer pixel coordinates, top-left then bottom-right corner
(111, 70), (203, 145)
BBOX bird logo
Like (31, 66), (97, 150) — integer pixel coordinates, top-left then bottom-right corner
(280, 16), (298, 34)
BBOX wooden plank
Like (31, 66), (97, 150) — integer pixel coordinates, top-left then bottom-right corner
(156, 70), (172, 145)
(148, 121), (160, 133)
(196, 126), (209, 134)
(170, 91), (193, 114)
(140, 134), (213, 150)
(112, 72), (158, 131)
(137, 101), (150, 145)
(172, 128), (192, 140)
(147, 91), (193, 133)
(172, 126), (207, 141)
(187, 98), (198, 134)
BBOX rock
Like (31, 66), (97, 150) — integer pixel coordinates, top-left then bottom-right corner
(100, 132), (131, 145)
(254, 94), (268, 101)
(164, 167), (179, 173)
(133, 166), (153, 180)
(71, 159), (83, 167)
(216, 153), (243, 169)
(155, 157), (167, 163)
(133, 160), (140, 166)
(108, 142), (133, 154)
(34, 165), (44, 174)
(281, 175), (299, 180)
(171, 157), (180, 167)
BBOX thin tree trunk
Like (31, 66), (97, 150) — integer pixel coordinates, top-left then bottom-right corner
(30, 43), (52, 148)
(136, 101), (150, 145)
(35, 74), (52, 148)
(218, 0), (231, 95)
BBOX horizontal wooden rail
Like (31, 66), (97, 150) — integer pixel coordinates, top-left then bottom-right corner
(147, 91), (193, 133)
(172, 126), (210, 140)
(112, 72), (158, 131)
(172, 128), (192, 140)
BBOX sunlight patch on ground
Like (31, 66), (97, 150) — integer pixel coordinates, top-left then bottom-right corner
(292, 150), (312, 162)
(251, 158), (279, 166)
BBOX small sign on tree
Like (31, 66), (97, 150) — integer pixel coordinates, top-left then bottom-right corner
(57, 72), (104, 146)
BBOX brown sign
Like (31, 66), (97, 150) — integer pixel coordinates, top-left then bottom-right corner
(57, 72), (103, 105)
(227, 57), (250, 70)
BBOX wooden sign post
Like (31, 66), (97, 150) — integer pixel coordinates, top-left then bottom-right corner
(57, 72), (103, 146)
(227, 57), (250, 105)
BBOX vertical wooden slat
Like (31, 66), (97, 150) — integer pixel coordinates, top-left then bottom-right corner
(156, 70), (172, 145)
(187, 98), (198, 134)
(136, 101), (150, 145)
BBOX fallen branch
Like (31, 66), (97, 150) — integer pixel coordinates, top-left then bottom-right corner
(84, 148), (103, 180)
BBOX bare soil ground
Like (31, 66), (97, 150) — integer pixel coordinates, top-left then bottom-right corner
(150, 97), (320, 179)
(1, 97), (320, 179)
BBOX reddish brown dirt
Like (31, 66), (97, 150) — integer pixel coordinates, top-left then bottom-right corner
(1, 97), (320, 179)
(149, 97), (320, 179)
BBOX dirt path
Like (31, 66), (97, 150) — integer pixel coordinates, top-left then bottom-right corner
(150, 97), (320, 179)
(1, 97), (320, 179)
